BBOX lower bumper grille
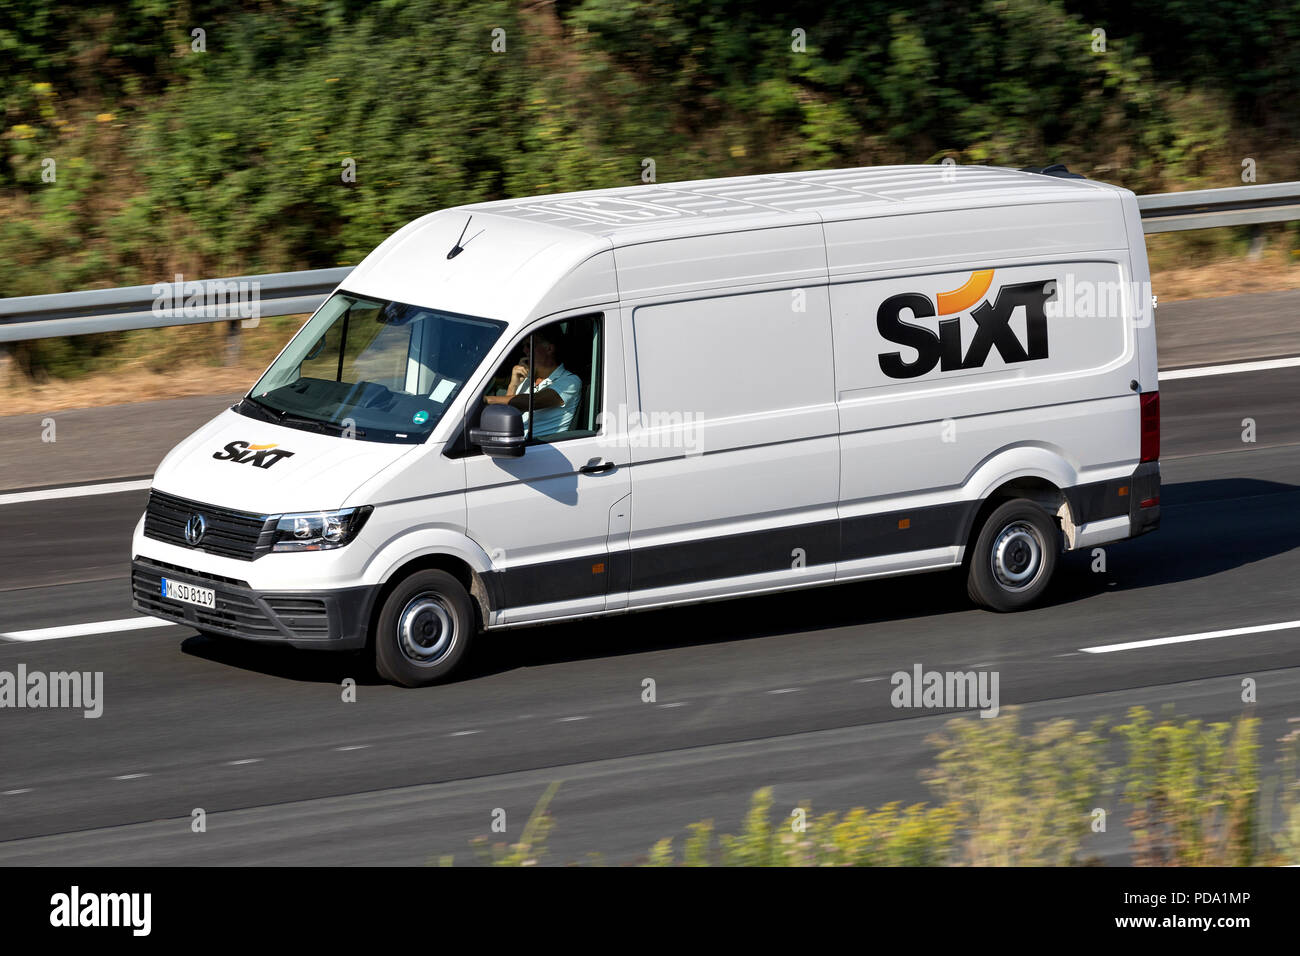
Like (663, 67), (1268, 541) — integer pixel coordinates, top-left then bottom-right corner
(132, 562), (282, 638)
(132, 560), (329, 641)
(130, 557), (372, 649)
(266, 597), (330, 636)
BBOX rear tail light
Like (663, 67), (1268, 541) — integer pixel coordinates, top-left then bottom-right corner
(1140, 391), (1160, 463)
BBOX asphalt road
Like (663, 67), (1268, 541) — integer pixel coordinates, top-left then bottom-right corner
(0, 365), (1297, 865)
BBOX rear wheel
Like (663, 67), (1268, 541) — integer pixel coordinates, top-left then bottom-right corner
(966, 499), (1059, 611)
(373, 569), (474, 687)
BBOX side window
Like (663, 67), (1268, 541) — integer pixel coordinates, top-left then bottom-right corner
(479, 314), (603, 445)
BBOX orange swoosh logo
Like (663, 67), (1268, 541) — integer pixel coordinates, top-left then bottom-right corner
(936, 269), (994, 315)
(248, 443), (278, 450)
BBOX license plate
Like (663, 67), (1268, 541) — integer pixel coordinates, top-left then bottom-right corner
(160, 577), (215, 609)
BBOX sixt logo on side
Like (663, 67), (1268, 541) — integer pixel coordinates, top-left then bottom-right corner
(877, 270), (1053, 379)
(212, 441), (296, 469)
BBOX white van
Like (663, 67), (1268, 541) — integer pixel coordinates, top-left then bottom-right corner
(131, 165), (1161, 686)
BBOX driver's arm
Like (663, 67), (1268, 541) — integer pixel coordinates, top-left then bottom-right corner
(483, 388), (563, 411)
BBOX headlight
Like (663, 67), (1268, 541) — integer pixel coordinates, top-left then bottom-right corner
(270, 506), (372, 552)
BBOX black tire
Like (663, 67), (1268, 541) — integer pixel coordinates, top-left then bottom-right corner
(966, 498), (1059, 612)
(373, 569), (474, 687)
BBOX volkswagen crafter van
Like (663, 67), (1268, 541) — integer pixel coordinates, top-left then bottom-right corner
(131, 165), (1161, 686)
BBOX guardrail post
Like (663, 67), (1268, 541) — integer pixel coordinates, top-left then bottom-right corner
(224, 320), (241, 367)
(1248, 224), (1266, 260)
(0, 344), (13, 389)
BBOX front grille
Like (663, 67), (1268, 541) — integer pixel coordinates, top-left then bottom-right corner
(143, 489), (273, 561)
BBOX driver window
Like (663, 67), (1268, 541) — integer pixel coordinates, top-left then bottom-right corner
(481, 314), (602, 444)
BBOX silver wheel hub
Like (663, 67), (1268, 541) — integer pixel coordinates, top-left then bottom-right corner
(990, 521), (1044, 592)
(397, 593), (455, 666)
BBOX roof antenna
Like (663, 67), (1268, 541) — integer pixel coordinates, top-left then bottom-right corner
(447, 215), (482, 259)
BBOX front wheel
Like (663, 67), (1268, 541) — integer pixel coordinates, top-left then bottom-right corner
(966, 499), (1059, 612)
(373, 569), (475, 687)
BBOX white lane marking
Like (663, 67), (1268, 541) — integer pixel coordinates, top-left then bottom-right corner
(1081, 619), (1300, 654)
(0, 478), (152, 507)
(448, 730), (480, 737)
(0, 617), (176, 642)
(1159, 355), (1300, 381)
(557, 716), (588, 722)
(659, 702), (688, 708)
(335, 745), (370, 752)
(854, 677), (885, 683)
(112, 773), (149, 781)
(3, 789), (33, 796)
(768, 687), (801, 694)
(226, 758), (261, 766)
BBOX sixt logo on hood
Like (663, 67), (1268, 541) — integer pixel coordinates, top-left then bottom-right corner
(877, 270), (1053, 379)
(212, 440), (296, 469)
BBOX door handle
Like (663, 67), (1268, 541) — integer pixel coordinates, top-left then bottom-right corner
(580, 458), (616, 475)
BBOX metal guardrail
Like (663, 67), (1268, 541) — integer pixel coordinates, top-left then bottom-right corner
(0, 267), (351, 344)
(1136, 182), (1300, 233)
(1, 182), (1297, 344)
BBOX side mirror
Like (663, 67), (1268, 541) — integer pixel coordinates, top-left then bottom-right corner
(469, 403), (526, 458)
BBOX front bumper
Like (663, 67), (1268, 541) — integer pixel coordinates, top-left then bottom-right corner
(131, 556), (375, 650)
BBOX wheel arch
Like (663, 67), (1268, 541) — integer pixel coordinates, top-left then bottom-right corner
(958, 445), (1083, 557)
(961, 475), (1071, 563)
(365, 545), (498, 647)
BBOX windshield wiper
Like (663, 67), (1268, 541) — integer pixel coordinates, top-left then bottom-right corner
(239, 395), (281, 423)
(277, 412), (367, 438)
(241, 395), (365, 437)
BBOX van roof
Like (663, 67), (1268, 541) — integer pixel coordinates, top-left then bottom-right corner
(458, 164), (1122, 244)
(344, 165), (1127, 325)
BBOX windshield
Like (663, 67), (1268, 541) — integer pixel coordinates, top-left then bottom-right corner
(241, 292), (504, 443)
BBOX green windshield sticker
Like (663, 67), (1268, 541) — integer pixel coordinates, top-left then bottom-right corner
(412, 410), (430, 425)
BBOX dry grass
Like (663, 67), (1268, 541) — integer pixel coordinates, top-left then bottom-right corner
(1154, 247), (1294, 299)
(4, 364), (264, 414)
(1, 315), (304, 414)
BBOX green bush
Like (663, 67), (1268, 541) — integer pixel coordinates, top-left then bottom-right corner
(925, 712), (1113, 866)
(1118, 706), (1261, 866)
(453, 707), (1295, 866)
(643, 789), (960, 867)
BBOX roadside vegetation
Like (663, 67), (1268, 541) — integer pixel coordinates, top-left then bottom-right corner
(2, 0), (1298, 391)
(449, 708), (1300, 866)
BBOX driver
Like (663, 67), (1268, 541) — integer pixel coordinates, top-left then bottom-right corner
(483, 328), (582, 438)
